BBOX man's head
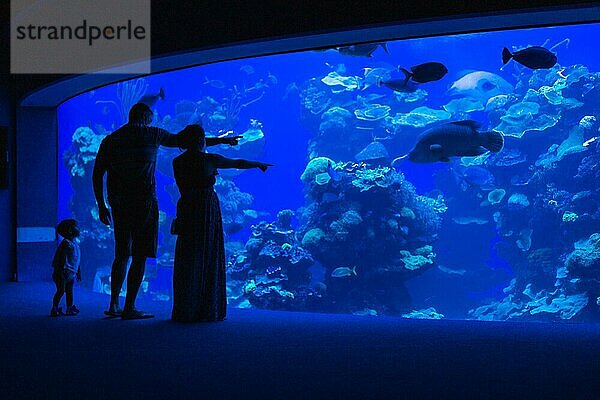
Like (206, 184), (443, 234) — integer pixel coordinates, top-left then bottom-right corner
(129, 103), (153, 125)
(178, 124), (206, 150)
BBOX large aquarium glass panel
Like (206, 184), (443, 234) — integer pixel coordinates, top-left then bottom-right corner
(58, 23), (600, 322)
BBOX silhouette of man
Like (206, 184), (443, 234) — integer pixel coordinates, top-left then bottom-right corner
(93, 103), (240, 320)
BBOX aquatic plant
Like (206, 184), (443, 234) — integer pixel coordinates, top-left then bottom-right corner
(65, 127), (106, 177)
(213, 177), (255, 235)
(301, 157), (335, 183)
(488, 189), (506, 205)
(302, 228), (326, 249)
(528, 293), (588, 319)
(394, 88), (427, 104)
(300, 79), (332, 115)
(508, 193), (530, 210)
(351, 167), (398, 192)
(386, 106), (451, 128)
(354, 142), (389, 163)
(535, 125), (588, 168)
(565, 233), (600, 273)
(402, 307), (444, 319)
(562, 211), (579, 223)
(354, 103), (391, 121)
(321, 71), (361, 92)
(443, 98), (484, 114)
(95, 78), (148, 124)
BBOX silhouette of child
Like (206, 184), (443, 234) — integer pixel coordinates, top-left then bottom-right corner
(50, 219), (82, 316)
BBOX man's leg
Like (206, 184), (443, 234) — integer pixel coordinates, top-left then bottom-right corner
(123, 255), (146, 313)
(109, 255), (129, 312)
(121, 200), (156, 319)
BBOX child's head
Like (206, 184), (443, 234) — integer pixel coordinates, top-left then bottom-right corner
(56, 219), (80, 240)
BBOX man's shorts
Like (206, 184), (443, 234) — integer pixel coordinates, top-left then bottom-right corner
(111, 197), (158, 258)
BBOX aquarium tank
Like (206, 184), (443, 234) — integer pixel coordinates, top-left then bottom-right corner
(58, 22), (600, 322)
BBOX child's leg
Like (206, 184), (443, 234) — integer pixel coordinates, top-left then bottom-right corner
(52, 275), (65, 307)
(52, 288), (64, 307)
(65, 279), (74, 308)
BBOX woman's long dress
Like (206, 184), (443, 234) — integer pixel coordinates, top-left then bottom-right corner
(171, 151), (226, 322)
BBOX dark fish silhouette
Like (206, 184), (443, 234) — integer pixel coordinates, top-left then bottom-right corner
(502, 46), (557, 69)
(377, 78), (418, 93)
(399, 62), (448, 84)
(393, 120), (504, 164)
(337, 43), (389, 57)
(139, 88), (165, 107)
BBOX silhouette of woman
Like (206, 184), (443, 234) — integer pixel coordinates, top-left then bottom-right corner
(171, 125), (271, 322)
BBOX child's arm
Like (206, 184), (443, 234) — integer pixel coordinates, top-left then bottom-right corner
(51, 241), (67, 270)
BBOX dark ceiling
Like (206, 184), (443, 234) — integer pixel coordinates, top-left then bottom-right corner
(2, 0), (597, 102)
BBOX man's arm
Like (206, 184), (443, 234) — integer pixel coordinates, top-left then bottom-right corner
(92, 141), (112, 225)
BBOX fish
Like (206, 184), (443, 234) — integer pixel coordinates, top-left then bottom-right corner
(336, 42), (388, 57)
(399, 62), (448, 84)
(502, 46), (557, 69)
(362, 67), (393, 90)
(377, 78), (419, 93)
(138, 88), (165, 108)
(452, 217), (488, 225)
(438, 265), (467, 275)
(267, 72), (278, 85)
(393, 120), (504, 164)
(331, 266), (357, 278)
(203, 77), (226, 89)
(327, 161), (342, 182)
(240, 65), (255, 74)
(320, 192), (343, 204)
(459, 166), (495, 187)
(283, 82), (299, 100)
(448, 71), (513, 102)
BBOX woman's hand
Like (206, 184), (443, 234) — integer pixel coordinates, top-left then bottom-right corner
(222, 136), (243, 146)
(258, 163), (273, 172)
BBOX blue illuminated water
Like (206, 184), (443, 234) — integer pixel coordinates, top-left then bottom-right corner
(58, 23), (600, 321)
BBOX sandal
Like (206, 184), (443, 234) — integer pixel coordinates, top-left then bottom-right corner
(121, 309), (154, 320)
(104, 309), (123, 317)
(65, 305), (80, 316)
(50, 306), (64, 317)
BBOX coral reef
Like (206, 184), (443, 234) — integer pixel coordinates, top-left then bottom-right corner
(296, 160), (444, 314)
(226, 211), (325, 311)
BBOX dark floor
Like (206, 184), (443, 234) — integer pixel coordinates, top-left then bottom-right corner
(0, 282), (599, 400)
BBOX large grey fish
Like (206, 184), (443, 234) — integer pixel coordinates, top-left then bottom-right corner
(393, 120), (504, 164)
(502, 46), (557, 69)
(139, 88), (165, 107)
(399, 62), (448, 84)
(337, 42), (389, 57)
